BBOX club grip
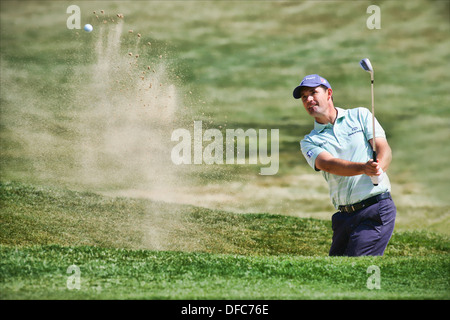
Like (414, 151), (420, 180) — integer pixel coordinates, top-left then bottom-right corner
(372, 150), (378, 186)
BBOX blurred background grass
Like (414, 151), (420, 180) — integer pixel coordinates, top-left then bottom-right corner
(1, 0), (449, 234)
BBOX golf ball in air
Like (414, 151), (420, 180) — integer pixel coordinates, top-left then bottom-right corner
(84, 24), (93, 32)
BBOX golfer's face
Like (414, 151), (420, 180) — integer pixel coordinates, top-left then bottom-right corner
(300, 86), (329, 117)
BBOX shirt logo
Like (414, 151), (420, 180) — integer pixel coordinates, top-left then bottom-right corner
(348, 126), (363, 136)
(306, 150), (313, 158)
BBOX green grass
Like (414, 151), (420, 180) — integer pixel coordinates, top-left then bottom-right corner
(1, 181), (448, 256)
(1, 245), (449, 300)
(1, 181), (449, 299)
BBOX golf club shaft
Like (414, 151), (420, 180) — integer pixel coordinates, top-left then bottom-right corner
(370, 71), (379, 186)
(371, 72), (376, 162)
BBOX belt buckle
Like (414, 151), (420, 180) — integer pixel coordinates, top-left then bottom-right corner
(341, 205), (353, 214)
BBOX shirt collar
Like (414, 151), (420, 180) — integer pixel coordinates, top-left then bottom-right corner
(314, 107), (346, 132)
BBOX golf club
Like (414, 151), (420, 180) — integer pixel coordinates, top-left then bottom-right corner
(359, 58), (382, 186)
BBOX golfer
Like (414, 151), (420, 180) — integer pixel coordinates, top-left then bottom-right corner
(294, 74), (396, 256)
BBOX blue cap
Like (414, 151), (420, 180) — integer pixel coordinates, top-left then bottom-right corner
(293, 74), (331, 99)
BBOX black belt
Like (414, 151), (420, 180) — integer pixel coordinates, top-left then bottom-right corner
(338, 192), (391, 214)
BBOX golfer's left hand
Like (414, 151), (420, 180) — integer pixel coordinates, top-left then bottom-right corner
(370, 170), (384, 184)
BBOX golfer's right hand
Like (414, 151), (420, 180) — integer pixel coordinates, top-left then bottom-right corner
(364, 159), (382, 176)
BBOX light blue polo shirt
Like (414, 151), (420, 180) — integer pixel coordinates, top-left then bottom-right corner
(300, 107), (390, 209)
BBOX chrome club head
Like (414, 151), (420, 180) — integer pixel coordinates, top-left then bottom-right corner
(359, 58), (373, 73)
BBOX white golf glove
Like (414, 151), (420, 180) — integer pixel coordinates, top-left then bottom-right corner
(370, 168), (384, 185)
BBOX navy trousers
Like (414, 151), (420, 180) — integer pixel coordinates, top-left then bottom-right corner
(329, 197), (396, 256)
